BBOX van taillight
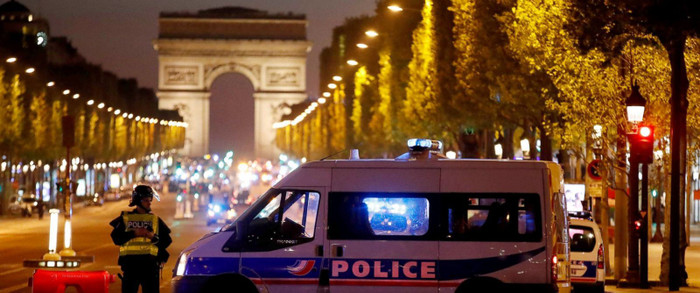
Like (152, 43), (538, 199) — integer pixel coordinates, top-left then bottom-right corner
(597, 244), (604, 269)
(551, 254), (558, 282)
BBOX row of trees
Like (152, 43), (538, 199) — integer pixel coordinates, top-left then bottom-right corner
(277, 0), (700, 286)
(0, 64), (185, 165)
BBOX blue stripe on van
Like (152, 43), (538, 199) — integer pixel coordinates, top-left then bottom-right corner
(187, 246), (544, 281)
(438, 246), (546, 280)
(187, 257), (241, 275)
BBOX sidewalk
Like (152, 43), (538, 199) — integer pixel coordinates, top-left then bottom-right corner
(604, 225), (700, 292)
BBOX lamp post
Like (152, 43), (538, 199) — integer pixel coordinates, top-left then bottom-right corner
(624, 82), (647, 287)
(652, 150), (664, 243)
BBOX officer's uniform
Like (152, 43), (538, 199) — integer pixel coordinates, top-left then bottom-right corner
(110, 209), (172, 293)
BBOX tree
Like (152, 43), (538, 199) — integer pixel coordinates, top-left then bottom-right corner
(504, 0), (676, 279)
(8, 74), (25, 160)
(566, 1), (700, 288)
(29, 92), (50, 159)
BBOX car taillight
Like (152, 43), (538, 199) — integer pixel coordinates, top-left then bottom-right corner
(597, 244), (604, 269)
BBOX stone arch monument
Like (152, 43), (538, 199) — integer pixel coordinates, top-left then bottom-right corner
(154, 7), (310, 159)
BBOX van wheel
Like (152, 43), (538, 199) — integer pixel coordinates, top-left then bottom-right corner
(202, 274), (257, 293)
(455, 277), (503, 293)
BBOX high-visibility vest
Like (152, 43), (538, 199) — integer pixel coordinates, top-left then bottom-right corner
(120, 212), (159, 257)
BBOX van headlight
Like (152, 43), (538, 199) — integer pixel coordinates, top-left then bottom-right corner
(175, 251), (190, 276)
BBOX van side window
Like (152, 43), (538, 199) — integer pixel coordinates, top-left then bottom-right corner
(328, 193), (431, 239)
(244, 190), (320, 251)
(445, 193), (541, 242)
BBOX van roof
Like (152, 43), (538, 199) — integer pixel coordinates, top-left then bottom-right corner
(272, 159), (563, 195)
(300, 158), (556, 169)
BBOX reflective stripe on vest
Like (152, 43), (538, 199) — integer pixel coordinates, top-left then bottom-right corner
(120, 213), (159, 257)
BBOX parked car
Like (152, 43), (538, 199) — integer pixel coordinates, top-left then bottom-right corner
(569, 214), (605, 293)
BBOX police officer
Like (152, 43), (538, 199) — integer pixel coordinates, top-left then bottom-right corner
(110, 185), (172, 293)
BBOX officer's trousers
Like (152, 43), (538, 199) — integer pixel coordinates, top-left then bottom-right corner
(121, 262), (160, 293)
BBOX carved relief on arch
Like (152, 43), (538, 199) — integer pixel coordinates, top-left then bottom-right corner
(204, 62), (261, 90)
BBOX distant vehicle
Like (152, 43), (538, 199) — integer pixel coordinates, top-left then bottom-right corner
(86, 192), (104, 206)
(569, 215), (605, 293)
(206, 198), (237, 226)
(104, 186), (131, 202)
(20, 195), (38, 217)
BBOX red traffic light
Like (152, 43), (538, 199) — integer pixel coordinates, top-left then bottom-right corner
(639, 126), (652, 138)
(634, 220), (642, 230)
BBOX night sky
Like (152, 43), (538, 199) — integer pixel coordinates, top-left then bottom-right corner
(18, 0), (377, 158)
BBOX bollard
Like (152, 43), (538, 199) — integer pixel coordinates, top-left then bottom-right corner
(31, 269), (115, 293)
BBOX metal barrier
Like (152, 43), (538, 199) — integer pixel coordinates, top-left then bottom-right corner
(30, 269), (115, 293)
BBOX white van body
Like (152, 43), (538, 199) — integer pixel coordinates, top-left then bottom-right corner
(173, 159), (571, 293)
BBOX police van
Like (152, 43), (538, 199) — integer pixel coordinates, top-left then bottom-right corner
(172, 139), (571, 293)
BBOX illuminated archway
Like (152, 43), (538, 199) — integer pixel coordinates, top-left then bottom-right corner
(154, 7), (310, 159)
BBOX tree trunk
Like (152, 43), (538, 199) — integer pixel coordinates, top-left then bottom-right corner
(485, 129), (496, 158)
(659, 34), (689, 289)
(599, 148), (612, 275)
(537, 124), (553, 161)
(503, 127), (515, 160)
(614, 125), (628, 280)
(459, 131), (481, 158)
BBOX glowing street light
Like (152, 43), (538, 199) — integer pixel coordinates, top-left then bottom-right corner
(365, 30), (378, 38)
(322, 92), (331, 98)
(47, 81), (55, 87)
(332, 75), (342, 82)
(25, 67), (35, 73)
(356, 43), (368, 49)
(347, 59), (359, 66)
(318, 97), (327, 104)
(328, 83), (337, 89)
(388, 5), (404, 12)
(626, 83), (646, 123)
(6, 57), (17, 63)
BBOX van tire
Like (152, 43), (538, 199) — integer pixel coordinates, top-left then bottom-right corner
(202, 274), (257, 293)
(455, 277), (503, 293)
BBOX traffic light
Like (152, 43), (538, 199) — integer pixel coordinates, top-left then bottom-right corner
(56, 182), (64, 193)
(630, 125), (654, 164)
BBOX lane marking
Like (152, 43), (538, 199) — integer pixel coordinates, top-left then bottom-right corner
(0, 283), (29, 293)
(0, 266), (27, 277)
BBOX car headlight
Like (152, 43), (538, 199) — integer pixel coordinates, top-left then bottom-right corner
(175, 251), (190, 276)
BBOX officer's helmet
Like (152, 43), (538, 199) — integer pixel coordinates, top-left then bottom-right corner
(129, 185), (160, 207)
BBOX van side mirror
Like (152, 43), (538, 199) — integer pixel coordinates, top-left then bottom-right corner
(235, 221), (247, 241)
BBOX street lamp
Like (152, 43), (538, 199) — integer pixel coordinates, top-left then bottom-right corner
(624, 80), (648, 287)
(365, 30), (378, 38)
(356, 43), (368, 49)
(626, 83), (646, 124)
(387, 5), (404, 12)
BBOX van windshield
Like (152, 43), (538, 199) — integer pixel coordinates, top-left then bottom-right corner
(221, 188), (280, 232)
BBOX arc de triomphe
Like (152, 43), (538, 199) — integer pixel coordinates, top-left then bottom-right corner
(154, 7), (310, 159)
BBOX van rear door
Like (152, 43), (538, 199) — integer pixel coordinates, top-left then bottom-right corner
(438, 167), (548, 290)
